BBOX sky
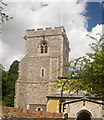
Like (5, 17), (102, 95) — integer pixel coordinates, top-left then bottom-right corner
(1, 0), (104, 70)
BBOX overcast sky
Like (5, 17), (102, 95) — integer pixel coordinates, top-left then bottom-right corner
(1, 0), (104, 70)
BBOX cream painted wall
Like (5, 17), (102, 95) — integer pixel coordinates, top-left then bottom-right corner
(65, 101), (102, 118)
(47, 99), (60, 113)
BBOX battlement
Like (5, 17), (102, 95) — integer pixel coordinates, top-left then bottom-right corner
(25, 26), (66, 38)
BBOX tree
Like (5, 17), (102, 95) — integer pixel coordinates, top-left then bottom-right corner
(0, 64), (6, 104)
(55, 34), (104, 99)
(2, 60), (19, 107)
(0, 0), (13, 24)
(0, 0), (14, 106)
(9, 60), (19, 75)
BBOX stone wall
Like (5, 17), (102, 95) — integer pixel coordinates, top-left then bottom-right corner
(15, 26), (69, 109)
(0, 106), (63, 119)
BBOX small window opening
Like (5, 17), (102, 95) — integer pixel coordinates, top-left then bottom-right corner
(42, 69), (44, 77)
(36, 107), (43, 111)
(45, 46), (47, 53)
(41, 46), (44, 53)
(38, 108), (41, 111)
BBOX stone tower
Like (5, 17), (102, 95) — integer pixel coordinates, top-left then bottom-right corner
(14, 26), (69, 111)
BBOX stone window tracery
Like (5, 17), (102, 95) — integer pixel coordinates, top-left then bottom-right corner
(41, 41), (47, 53)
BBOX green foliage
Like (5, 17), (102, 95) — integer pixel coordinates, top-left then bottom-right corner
(0, 1), (15, 106)
(2, 60), (19, 107)
(9, 60), (19, 74)
(54, 34), (104, 99)
(0, 64), (4, 104)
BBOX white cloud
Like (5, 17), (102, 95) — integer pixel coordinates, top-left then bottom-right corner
(69, 24), (103, 60)
(89, 24), (103, 36)
(2, 1), (103, 70)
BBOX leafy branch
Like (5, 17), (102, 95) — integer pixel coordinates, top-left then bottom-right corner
(54, 34), (104, 99)
(0, 0), (13, 24)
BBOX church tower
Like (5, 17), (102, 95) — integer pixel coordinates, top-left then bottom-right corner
(14, 26), (69, 111)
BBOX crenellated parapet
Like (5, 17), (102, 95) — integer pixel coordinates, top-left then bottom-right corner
(25, 26), (66, 38)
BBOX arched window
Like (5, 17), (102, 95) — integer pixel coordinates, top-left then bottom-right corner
(41, 41), (48, 53)
(42, 69), (44, 77)
(41, 68), (45, 78)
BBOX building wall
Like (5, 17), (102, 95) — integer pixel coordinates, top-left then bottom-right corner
(28, 104), (47, 111)
(47, 97), (103, 119)
(65, 101), (102, 118)
(63, 36), (69, 74)
(47, 98), (60, 113)
(14, 26), (69, 109)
